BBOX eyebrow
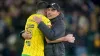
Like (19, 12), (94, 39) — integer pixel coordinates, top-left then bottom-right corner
(52, 9), (56, 10)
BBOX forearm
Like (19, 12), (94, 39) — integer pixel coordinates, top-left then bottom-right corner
(38, 22), (55, 40)
(45, 37), (65, 43)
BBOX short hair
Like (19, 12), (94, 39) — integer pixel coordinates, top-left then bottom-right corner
(36, 1), (48, 10)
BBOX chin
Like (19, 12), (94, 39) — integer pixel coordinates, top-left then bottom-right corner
(47, 17), (53, 19)
(47, 17), (50, 19)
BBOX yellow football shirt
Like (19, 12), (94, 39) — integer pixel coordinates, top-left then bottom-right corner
(22, 14), (51, 56)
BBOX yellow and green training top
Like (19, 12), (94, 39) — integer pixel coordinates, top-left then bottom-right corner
(22, 14), (51, 56)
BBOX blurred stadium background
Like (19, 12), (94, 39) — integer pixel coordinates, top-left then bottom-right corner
(0, 0), (100, 56)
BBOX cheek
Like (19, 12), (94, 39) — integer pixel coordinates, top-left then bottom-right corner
(46, 12), (49, 15)
(46, 11), (49, 14)
(51, 13), (56, 17)
(44, 11), (47, 14)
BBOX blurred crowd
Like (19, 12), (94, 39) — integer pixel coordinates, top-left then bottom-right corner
(0, 0), (100, 56)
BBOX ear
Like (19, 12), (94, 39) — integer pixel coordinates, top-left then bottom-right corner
(44, 10), (47, 15)
(58, 12), (60, 14)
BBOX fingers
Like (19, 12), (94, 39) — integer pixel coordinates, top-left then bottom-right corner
(26, 33), (32, 39)
(34, 16), (38, 20)
(67, 34), (73, 37)
(71, 37), (75, 40)
(69, 37), (75, 43)
(33, 16), (41, 20)
(33, 16), (42, 24)
(22, 31), (32, 39)
(64, 34), (75, 43)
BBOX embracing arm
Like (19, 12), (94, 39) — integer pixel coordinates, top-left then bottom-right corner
(38, 21), (65, 41)
(45, 34), (75, 43)
(45, 37), (65, 43)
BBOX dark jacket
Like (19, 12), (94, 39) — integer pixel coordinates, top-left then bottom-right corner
(38, 13), (66, 56)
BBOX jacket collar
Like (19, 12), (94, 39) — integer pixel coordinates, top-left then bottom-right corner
(50, 13), (63, 23)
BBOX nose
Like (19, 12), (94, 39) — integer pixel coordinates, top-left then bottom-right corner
(47, 9), (52, 14)
(47, 10), (51, 14)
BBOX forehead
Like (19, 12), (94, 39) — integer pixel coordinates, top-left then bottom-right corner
(47, 8), (56, 10)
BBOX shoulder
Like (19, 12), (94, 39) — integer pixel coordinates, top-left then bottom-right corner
(32, 14), (46, 18)
(36, 14), (50, 22)
(31, 14), (48, 20)
(56, 19), (64, 24)
(27, 14), (42, 21)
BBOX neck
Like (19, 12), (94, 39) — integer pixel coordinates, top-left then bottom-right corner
(36, 10), (44, 14)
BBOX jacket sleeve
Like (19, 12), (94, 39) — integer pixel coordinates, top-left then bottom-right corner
(38, 21), (65, 41)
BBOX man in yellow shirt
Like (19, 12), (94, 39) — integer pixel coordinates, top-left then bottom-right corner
(21, 1), (51, 56)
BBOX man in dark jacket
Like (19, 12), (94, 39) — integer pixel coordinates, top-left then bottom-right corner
(20, 2), (75, 56)
(34, 3), (66, 56)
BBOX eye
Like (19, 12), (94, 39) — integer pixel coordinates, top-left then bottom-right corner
(47, 8), (50, 11)
(51, 9), (56, 11)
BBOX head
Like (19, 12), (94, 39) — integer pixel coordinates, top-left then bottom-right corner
(36, 1), (48, 15)
(46, 3), (61, 19)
